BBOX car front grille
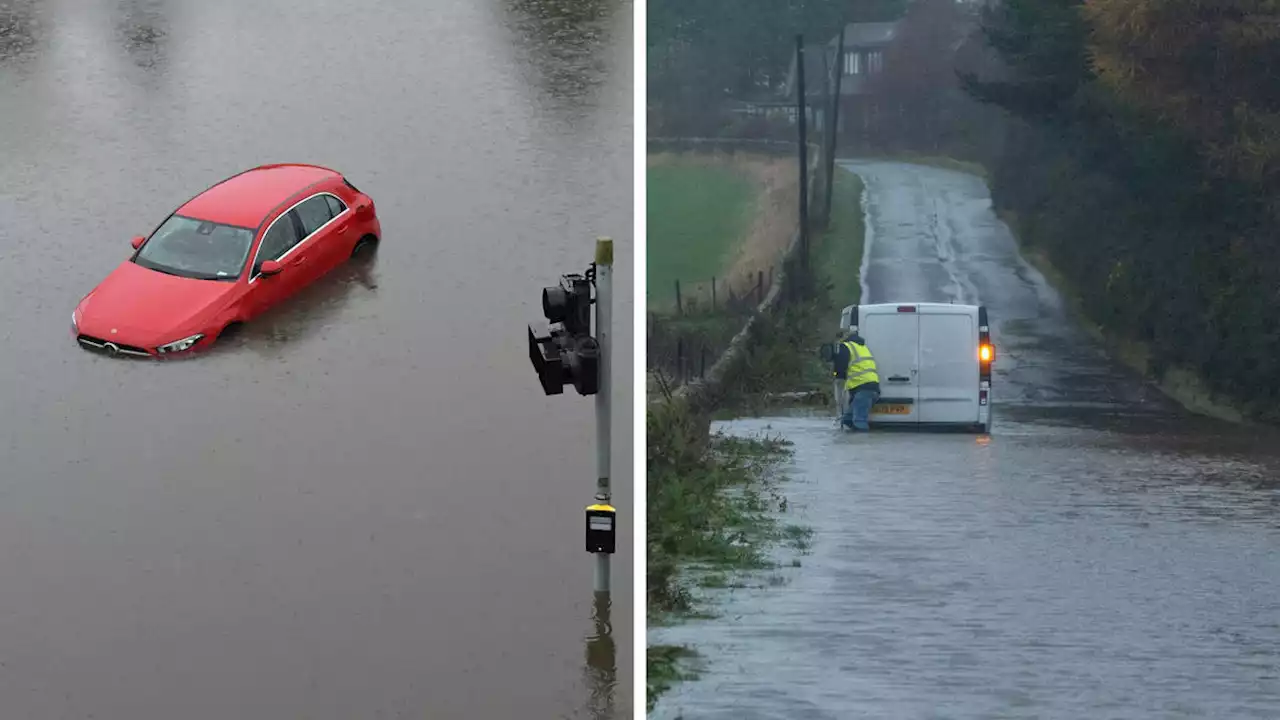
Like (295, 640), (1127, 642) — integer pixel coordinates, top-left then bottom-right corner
(77, 334), (152, 356)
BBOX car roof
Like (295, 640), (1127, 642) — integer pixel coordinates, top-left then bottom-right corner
(176, 164), (341, 230)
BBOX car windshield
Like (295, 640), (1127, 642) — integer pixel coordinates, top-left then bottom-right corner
(133, 214), (255, 281)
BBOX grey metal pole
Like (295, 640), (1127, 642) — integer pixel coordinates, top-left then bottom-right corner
(796, 34), (811, 278)
(593, 237), (613, 595)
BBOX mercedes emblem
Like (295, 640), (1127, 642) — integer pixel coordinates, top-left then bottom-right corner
(104, 342), (120, 356)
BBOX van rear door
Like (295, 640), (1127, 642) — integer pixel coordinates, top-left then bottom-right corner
(918, 310), (980, 424)
(861, 307), (920, 422)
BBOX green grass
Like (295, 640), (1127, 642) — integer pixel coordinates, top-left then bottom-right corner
(814, 171), (867, 315)
(647, 645), (701, 713)
(647, 162), (755, 306)
(645, 395), (800, 710)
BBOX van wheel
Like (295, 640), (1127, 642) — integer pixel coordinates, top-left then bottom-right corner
(352, 234), (378, 259)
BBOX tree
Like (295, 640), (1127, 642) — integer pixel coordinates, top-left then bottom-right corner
(1085, 0), (1280, 187)
(867, 0), (973, 151)
(960, 0), (1093, 124)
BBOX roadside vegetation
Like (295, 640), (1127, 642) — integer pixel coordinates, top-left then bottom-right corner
(645, 168), (865, 711)
(960, 1), (1280, 423)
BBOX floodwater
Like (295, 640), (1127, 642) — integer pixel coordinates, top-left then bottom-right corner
(650, 161), (1280, 719)
(0, 0), (632, 718)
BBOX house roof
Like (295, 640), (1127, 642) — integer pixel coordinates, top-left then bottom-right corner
(784, 21), (900, 100)
(834, 21), (900, 48)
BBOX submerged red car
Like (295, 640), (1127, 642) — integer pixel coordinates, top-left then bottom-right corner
(72, 163), (381, 357)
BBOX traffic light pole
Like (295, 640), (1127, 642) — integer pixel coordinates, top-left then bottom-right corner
(593, 237), (613, 595)
(526, 239), (616, 595)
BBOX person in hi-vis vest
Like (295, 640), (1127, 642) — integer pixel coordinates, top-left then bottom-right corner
(832, 330), (881, 430)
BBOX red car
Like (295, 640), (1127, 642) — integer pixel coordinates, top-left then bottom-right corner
(72, 163), (381, 357)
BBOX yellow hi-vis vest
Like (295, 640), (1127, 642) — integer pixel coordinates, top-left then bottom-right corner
(843, 341), (879, 391)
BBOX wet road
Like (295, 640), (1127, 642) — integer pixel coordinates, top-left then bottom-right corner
(649, 161), (1280, 719)
(0, 0), (631, 718)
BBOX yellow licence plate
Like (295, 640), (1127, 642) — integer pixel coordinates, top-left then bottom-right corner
(872, 404), (911, 415)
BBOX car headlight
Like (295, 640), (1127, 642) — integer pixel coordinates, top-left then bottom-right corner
(71, 309), (78, 332)
(156, 334), (204, 354)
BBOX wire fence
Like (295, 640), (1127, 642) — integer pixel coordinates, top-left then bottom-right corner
(646, 264), (783, 384)
(658, 267), (774, 317)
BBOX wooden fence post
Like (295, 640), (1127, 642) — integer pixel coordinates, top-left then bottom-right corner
(676, 337), (685, 383)
(711, 276), (717, 310)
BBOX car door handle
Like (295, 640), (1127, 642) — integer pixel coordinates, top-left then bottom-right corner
(888, 375), (911, 382)
(335, 222), (350, 233)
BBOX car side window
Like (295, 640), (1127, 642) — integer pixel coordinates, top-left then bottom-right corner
(256, 212), (302, 269)
(325, 194), (347, 217)
(295, 195), (334, 238)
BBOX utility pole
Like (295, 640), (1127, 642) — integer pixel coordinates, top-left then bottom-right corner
(823, 24), (846, 225)
(795, 34), (811, 281)
(526, 238), (617, 597)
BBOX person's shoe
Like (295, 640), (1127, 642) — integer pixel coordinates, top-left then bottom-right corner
(840, 417), (855, 430)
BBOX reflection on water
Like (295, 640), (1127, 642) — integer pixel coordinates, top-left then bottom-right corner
(502, 0), (615, 106)
(225, 250), (381, 356)
(584, 593), (618, 720)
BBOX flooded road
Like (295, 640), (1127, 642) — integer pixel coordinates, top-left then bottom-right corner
(0, 0), (632, 717)
(650, 161), (1280, 719)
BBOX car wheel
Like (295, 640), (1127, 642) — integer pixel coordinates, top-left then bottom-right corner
(352, 234), (378, 260)
(218, 322), (244, 341)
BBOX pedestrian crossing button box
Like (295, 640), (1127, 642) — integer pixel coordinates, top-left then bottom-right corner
(585, 504), (616, 554)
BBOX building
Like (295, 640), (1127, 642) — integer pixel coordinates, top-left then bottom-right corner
(782, 21), (901, 140)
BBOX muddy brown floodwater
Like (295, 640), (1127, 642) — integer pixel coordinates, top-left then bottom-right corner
(0, 0), (632, 717)
(651, 162), (1280, 719)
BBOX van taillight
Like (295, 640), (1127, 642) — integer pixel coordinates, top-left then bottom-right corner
(980, 344), (994, 363)
(979, 389), (989, 406)
(897, 305), (916, 313)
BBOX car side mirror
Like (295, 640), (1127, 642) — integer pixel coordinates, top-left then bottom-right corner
(819, 343), (834, 362)
(131, 235), (146, 250)
(259, 259), (283, 277)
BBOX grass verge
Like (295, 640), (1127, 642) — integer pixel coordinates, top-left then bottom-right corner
(647, 645), (701, 710)
(647, 160), (755, 305)
(858, 152), (989, 180)
(644, 173), (864, 712)
(814, 170), (867, 315)
(645, 394), (799, 712)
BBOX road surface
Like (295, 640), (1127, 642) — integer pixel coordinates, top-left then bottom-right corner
(650, 161), (1280, 719)
(0, 1), (631, 718)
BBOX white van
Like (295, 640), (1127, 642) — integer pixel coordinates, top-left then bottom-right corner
(829, 302), (994, 433)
